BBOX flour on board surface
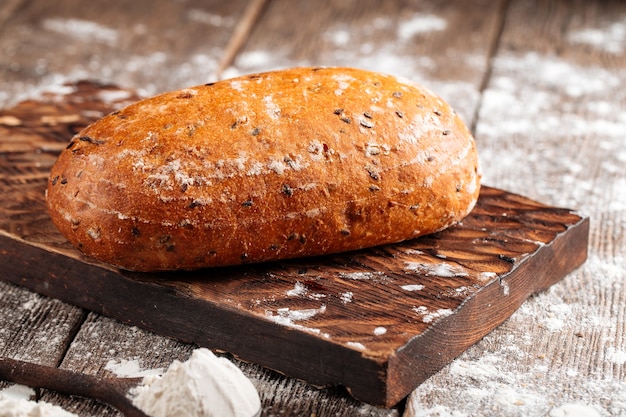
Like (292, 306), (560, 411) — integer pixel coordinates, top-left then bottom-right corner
(285, 281), (325, 300)
(404, 261), (469, 278)
(339, 271), (390, 283)
(346, 341), (366, 351)
(374, 327), (387, 336)
(401, 284), (425, 292)
(265, 304), (329, 338)
(413, 306), (453, 324)
(340, 291), (353, 304)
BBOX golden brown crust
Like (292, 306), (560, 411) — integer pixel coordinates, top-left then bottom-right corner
(46, 67), (481, 271)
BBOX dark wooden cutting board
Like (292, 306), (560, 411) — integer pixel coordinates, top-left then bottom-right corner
(0, 82), (589, 407)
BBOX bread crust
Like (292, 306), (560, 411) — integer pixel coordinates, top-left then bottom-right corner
(46, 67), (481, 271)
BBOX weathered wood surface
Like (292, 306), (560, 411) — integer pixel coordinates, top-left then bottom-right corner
(0, 0), (623, 415)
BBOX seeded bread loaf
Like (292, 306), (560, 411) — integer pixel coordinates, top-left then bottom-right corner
(46, 67), (481, 272)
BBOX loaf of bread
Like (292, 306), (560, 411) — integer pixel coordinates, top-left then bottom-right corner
(46, 67), (481, 272)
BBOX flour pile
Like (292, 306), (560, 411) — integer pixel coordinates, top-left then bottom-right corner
(132, 348), (261, 417)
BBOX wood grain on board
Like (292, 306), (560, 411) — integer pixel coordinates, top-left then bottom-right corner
(0, 83), (588, 407)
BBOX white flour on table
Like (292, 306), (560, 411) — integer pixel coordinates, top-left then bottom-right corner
(0, 385), (78, 417)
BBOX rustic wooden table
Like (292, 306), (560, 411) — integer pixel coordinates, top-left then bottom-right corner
(0, 0), (624, 416)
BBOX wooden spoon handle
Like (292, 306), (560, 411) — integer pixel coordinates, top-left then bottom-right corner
(0, 357), (149, 417)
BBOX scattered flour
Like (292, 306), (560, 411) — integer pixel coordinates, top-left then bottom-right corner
(327, 28), (350, 47)
(606, 347), (626, 365)
(549, 404), (602, 417)
(96, 89), (133, 103)
(231, 50), (276, 70)
(478, 271), (498, 282)
(285, 282), (325, 300)
(404, 262), (469, 278)
(263, 304), (331, 339)
(346, 341), (366, 351)
(405, 349), (623, 417)
(339, 271), (390, 282)
(340, 291), (353, 304)
(401, 284), (425, 292)
(186, 9), (235, 27)
(541, 303), (571, 332)
(500, 280), (510, 296)
(413, 307), (454, 324)
(397, 13), (447, 40)
(0, 385), (78, 417)
(104, 358), (164, 379)
(476, 49), (626, 214)
(132, 348), (260, 417)
(374, 327), (387, 336)
(286, 282), (307, 297)
(42, 18), (119, 46)
(477, 52), (624, 138)
(568, 17), (626, 54)
(265, 304), (327, 332)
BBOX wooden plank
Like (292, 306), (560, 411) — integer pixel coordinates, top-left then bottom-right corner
(0, 282), (85, 364)
(0, 0), (251, 108)
(0, 281), (86, 403)
(224, 0), (507, 126)
(406, 0), (626, 415)
(0, 82), (588, 407)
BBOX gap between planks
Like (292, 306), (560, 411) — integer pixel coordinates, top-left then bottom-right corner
(0, 0), (25, 35)
(469, 0), (511, 136)
(215, 0), (272, 79)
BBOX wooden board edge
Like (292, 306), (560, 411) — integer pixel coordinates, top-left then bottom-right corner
(0, 232), (389, 400)
(382, 214), (590, 407)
